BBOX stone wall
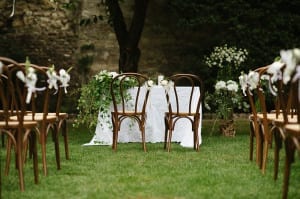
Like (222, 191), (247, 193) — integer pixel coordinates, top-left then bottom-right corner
(0, 0), (208, 80)
(0, 1), (79, 69)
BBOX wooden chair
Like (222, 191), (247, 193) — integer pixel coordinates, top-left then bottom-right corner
(278, 70), (300, 199)
(0, 57), (39, 191)
(163, 74), (204, 152)
(249, 65), (287, 174)
(245, 67), (268, 168)
(25, 66), (70, 170)
(110, 73), (150, 152)
(8, 63), (60, 176)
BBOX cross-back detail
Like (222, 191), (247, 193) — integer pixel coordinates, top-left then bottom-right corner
(111, 73), (150, 115)
(110, 73), (150, 152)
(0, 57), (39, 191)
(164, 73), (204, 152)
(166, 74), (204, 115)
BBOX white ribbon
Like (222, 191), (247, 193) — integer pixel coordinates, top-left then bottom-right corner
(58, 69), (71, 93)
(292, 65), (300, 101)
(239, 73), (248, 96)
(46, 67), (59, 92)
(144, 80), (154, 91)
(16, 67), (45, 104)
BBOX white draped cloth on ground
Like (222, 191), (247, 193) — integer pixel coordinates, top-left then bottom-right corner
(83, 86), (202, 147)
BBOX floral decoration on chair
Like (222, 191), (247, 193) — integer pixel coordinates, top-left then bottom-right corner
(16, 57), (46, 103)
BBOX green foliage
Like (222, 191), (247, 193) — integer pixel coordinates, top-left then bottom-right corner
(168, 0), (300, 79)
(74, 71), (136, 130)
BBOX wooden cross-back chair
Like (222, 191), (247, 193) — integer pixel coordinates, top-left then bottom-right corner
(110, 73), (150, 152)
(8, 63), (66, 176)
(0, 57), (39, 191)
(276, 66), (300, 199)
(246, 66), (268, 168)
(164, 74), (204, 152)
(248, 65), (288, 174)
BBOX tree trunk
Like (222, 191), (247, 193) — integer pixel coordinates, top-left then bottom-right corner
(106, 0), (149, 73)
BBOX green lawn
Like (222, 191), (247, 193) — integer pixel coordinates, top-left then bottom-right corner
(1, 119), (299, 199)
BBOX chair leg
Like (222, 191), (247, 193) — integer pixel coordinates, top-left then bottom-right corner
(112, 124), (118, 151)
(28, 131), (39, 184)
(195, 132), (200, 151)
(52, 125), (61, 170)
(273, 129), (282, 180)
(5, 138), (12, 176)
(194, 119), (200, 152)
(167, 129), (173, 152)
(41, 131), (47, 176)
(249, 121), (254, 161)
(16, 130), (25, 191)
(257, 124), (264, 169)
(164, 117), (168, 149)
(261, 140), (269, 174)
(61, 120), (69, 160)
(141, 128), (147, 152)
(282, 138), (295, 199)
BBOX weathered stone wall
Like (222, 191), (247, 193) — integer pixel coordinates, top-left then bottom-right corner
(0, 0), (208, 85)
(0, 1), (79, 69)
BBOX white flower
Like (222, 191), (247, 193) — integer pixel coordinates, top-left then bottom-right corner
(280, 49), (297, 84)
(58, 69), (71, 93)
(267, 61), (284, 83)
(46, 66), (59, 91)
(17, 67), (45, 104)
(292, 65), (300, 102)
(160, 79), (169, 86)
(215, 80), (226, 90)
(145, 79), (154, 90)
(247, 71), (260, 91)
(147, 80), (154, 87)
(205, 44), (248, 69)
(226, 80), (238, 92)
(239, 73), (248, 96)
(110, 71), (118, 78)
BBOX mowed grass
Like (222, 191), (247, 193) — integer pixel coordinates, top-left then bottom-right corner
(1, 118), (299, 199)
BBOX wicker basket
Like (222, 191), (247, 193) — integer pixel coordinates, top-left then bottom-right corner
(219, 119), (236, 137)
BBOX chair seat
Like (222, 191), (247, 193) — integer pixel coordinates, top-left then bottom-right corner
(10, 114), (57, 122)
(33, 112), (68, 119)
(165, 112), (199, 117)
(285, 124), (300, 134)
(113, 111), (143, 116)
(0, 120), (37, 128)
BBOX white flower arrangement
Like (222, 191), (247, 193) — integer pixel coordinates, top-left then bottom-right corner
(205, 44), (248, 70)
(206, 79), (247, 120)
(239, 70), (260, 96)
(145, 79), (154, 90)
(267, 48), (300, 100)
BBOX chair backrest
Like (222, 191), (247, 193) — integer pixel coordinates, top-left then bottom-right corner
(110, 73), (150, 114)
(277, 65), (300, 124)
(0, 57), (30, 126)
(252, 66), (270, 117)
(16, 63), (52, 121)
(166, 74), (204, 114)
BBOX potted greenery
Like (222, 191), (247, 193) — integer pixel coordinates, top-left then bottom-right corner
(204, 44), (249, 136)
